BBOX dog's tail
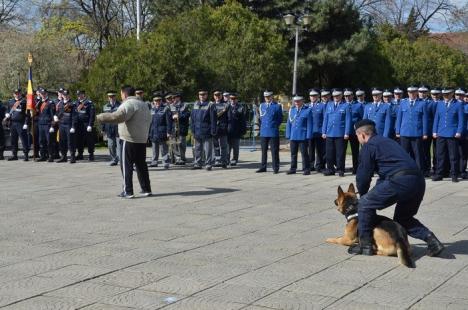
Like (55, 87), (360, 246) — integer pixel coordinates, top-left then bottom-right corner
(396, 238), (414, 268)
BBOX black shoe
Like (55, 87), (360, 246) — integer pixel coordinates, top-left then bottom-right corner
(57, 157), (67, 163)
(89, 153), (94, 161)
(221, 164), (228, 169)
(432, 176), (443, 181)
(425, 233), (445, 257)
(76, 154), (84, 160)
(452, 176), (459, 183)
(47, 157), (54, 162)
(323, 170), (335, 176)
(348, 237), (374, 256)
(303, 170), (311, 175)
(206, 166), (212, 171)
(230, 161), (237, 166)
(35, 157), (47, 162)
(149, 162), (158, 167)
(310, 167), (315, 172)
(338, 171), (345, 177)
(70, 157), (76, 164)
(23, 154), (29, 161)
(461, 172), (468, 180)
(191, 165), (202, 170)
(256, 168), (267, 173)
(286, 170), (296, 175)
(273, 170), (279, 174)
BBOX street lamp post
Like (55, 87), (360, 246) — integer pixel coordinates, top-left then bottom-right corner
(136, 0), (141, 41)
(283, 13), (311, 95)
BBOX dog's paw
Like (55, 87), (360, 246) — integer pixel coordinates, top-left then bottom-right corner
(326, 238), (337, 244)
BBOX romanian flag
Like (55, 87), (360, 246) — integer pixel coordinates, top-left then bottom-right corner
(26, 67), (35, 111)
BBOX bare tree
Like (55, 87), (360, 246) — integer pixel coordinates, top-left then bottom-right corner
(0, 0), (20, 25)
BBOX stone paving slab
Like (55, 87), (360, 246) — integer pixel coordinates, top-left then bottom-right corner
(0, 149), (467, 309)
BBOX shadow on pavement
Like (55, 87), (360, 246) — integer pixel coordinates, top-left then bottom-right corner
(150, 187), (239, 197)
(412, 239), (468, 262)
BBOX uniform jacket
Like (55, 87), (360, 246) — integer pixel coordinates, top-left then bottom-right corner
(286, 105), (313, 141)
(213, 101), (229, 136)
(259, 101), (283, 138)
(464, 103), (468, 136)
(308, 101), (326, 137)
(432, 99), (464, 138)
(396, 98), (428, 137)
(349, 101), (364, 135)
(56, 100), (77, 128)
(190, 101), (217, 139)
(363, 102), (391, 137)
(322, 101), (351, 137)
(227, 103), (247, 138)
(170, 102), (190, 136)
(149, 105), (173, 142)
(424, 99), (437, 134)
(37, 98), (55, 126)
(388, 101), (400, 138)
(102, 101), (121, 138)
(8, 98), (28, 124)
(75, 98), (96, 127)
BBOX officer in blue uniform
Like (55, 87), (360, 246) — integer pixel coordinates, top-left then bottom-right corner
(348, 119), (444, 258)
(307, 88), (326, 172)
(4, 89), (29, 161)
(0, 101), (6, 160)
(419, 85), (436, 177)
(432, 88), (464, 182)
(390, 87), (404, 140)
(212, 90), (229, 168)
(396, 86), (429, 171)
(430, 88), (442, 172)
(227, 93), (246, 166)
(102, 91), (121, 166)
(322, 88), (351, 177)
(149, 95), (172, 169)
(75, 90), (96, 161)
(55, 90), (77, 163)
(35, 88), (56, 162)
(320, 88), (331, 105)
(170, 93), (190, 165)
(191, 90), (217, 170)
(256, 91), (283, 174)
(363, 88), (391, 137)
(454, 88), (467, 179)
(286, 95), (313, 175)
(345, 88), (363, 174)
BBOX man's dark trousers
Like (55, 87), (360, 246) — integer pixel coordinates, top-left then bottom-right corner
(120, 140), (151, 195)
(400, 137), (424, 171)
(436, 137), (460, 177)
(325, 137), (345, 173)
(290, 140), (310, 172)
(358, 174), (431, 241)
(309, 136), (325, 170)
(260, 137), (279, 171)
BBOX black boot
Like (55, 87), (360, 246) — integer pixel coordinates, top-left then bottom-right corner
(23, 153), (29, 162)
(70, 154), (76, 164)
(424, 233), (445, 257)
(88, 153), (94, 161)
(348, 236), (374, 256)
(76, 153), (84, 160)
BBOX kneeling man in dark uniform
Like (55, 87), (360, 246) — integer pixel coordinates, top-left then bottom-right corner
(349, 119), (444, 257)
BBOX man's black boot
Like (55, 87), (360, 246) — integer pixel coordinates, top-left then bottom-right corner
(348, 236), (374, 256)
(425, 233), (445, 257)
(23, 153), (29, 161)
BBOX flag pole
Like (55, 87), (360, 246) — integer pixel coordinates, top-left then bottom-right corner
(26, 53), (36, 161)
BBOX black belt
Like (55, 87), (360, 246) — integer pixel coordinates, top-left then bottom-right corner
(387, 169), (421, 180)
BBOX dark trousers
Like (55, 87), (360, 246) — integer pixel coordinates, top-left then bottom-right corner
(0, 127), (5, 153)
(10, 122), (29, 154)
(290, 140), (310, 172)
(38, 124), (55, 158)
(260, 136), (280, 171)
(120, 140), (151, 195)
(435, 137), (460, 177)
(325, 137), (346, 173)
(76, 123), (95, 155)
(30, 121), (39, 157)
(400, 137), (424, 171)
(459, 138), (467, 176)
(59, 125), (76, 157)
(228, 136), (240, 162)
(358, 175), (431, 241)
(422, 136), (434, 174)
(347, 134), (360, 173)
(309, 136), (325, 170)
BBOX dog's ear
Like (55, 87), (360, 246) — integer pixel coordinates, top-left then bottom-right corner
(348, 183), (356, 194)
(337, 186), (344, 197)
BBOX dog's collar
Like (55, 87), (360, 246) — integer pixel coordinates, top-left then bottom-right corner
(346, 213), (358, 222)
(344, 202), (358, 222)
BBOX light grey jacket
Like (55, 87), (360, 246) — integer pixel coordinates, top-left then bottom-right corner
(97, 96), (151, 144)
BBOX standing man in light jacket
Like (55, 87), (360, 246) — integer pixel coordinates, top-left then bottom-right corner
(97, 85), (153, 199)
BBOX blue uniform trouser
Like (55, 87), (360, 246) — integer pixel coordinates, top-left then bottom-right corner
(435, 137), (460, 177)
(400, 137), (424, 171)
(76, 122), (95, 155)
(290, 140), (310, 171)
(107, 136), (120, 163)
(38, 124), (55, 158)
(358, 175), (431, 241)
(228, 136), (240, 162)
(347, 134), (360, 173)
(194, 137), (213, 167)
(59, 125), (76, 157)
(309, 136), (325, 170)
(459, 137), (467, 176)
(151, 140), (169, 166)
(213, 134), (229, 165)
(325, 137), (346, 173)
(10, 121), (29, 155)
(260, 137), (280, 171)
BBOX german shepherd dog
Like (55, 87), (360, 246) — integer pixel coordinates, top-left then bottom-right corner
(326, 184), (414, 268)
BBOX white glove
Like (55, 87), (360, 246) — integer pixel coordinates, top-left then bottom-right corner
(53, 115), (59, 122)
(22, 124), (28, 130)
(49, 127), (55, 133)
(70, 128), (75, 134)
(5, 113), (10, 119)
(87, 126), (92, 132)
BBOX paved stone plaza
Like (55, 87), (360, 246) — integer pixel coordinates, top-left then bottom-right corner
(1, 149), (468, 310)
